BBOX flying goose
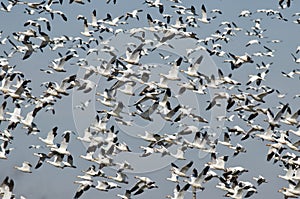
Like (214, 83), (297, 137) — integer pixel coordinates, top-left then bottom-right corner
(48, 54), (74, 72)
(166, 184), (190, 199)
(198, 4), (210, 24)
(144, 0), (164, 14)
(0, 176), (14, 199)
(38, 126), (58, 147)
(131, 101), (159, 121)
(183, 166), (210, 190)
(253, 175), (267, 186)
(206, 153), (228, 171)
(14, 161), (32, 173)
(160, 57), (182, 81)
(218, 132), (233, 148)
(170, 161), (193, 178)
(291, 53), (300, 63)
(266, 103), (289, 128)
(119, 43), (145, 65)
(280, 107), (300, 126)
(0, 141), (14, 159)
(73, 180), (93, 199)
(180, 55), (203, 77)
(50, 131), (72, 155)
(107, 171), (129, 184)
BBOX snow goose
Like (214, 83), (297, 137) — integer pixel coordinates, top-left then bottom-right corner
(48, 54), (74, 72)
(145, 0), (164, 14)
(6, 104), (21, 130)
(198, 4), (210, 24)
(253, 175), (267, 186)
(278, 163), (295, 181)
(46, 153), (64, 168)
(77, 127), (92, 143)
(160, 57), (182, 81)
(119, 43), (145, 65)
(98, 101), (124, 118)
(265, 103), (289, 128)
(0, 176), (14, 199)
(116, 189), (132, 199)
(14, 161), (32, 173)
(170, 161), (193, 178)
(131, 101), (159, 121)
(280, 107), (300, 126)
(50, 131), (71, 155)
(206, 152), (228, 171)
(73, 180), (93, 199)
(107, 171), (129, 184)
(166, 184), (190, 199)
(180, 55), (203, 77)
(255, 126), (275, 141)
(80, 19), (93, 37)
(246, 70), (269, 86)
(182, 131), (208, 150)
(0, 141), (14, 159)
(0, 101), (7, 123)
(33, 152), (52, 169)
(183, 166), (209, 190)
(218, 132), (233, 148)
(38, 126), (58, 147)
(0, 1), (17, 12)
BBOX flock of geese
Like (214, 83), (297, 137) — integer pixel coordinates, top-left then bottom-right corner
(0, 0), (300, 198)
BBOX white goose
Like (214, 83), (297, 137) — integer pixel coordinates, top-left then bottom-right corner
(14, 161), (32, 173)
(180, 55), (203, 77)
(50, 131), (71, 155)
(183, 166), (210, 190)
(170, 161), (193, 178)
(198, 4), (210, 24)
(38, 126), (58, 147)
(166, 184), (190, 199)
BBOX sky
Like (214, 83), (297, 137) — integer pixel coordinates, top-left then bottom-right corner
(0, 0), (300, 199)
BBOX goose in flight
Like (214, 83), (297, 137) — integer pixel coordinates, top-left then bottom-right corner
(226, 52), (254, 70)
(0, 101), (7, 123)
(14, 161), (32, 173)
(166, 183), (190, 199)
(253, 175), (267, 186)
(0, 176), (14, 199)
(73, 180), (93, 199)
(119, 43), (145, 65)
(50, 131), (72, 155)
(107, 171), (129, 184)
(180, 55), (203, 77)
(160, 57), (182, 81)
(38, 126), (58, 147)
(0, 141), (14, 159)
(97, 101), (124, 118)
(170, 161), (193, 178)
(0, 1), (17, 12)
(144, 0), (164, 14)
(206, 152), (228, 171)
(99, 13), (124, 26)
(266, 103), (289, 128)
(48, 54), (75, 72)
(280, 107), (300, 126)
(206, 92), (230, 111)
(183, 166), (210, 190)
(291, 53), (300, 63)
(131, 101), (159, 121)
(198, 4), (210, 24)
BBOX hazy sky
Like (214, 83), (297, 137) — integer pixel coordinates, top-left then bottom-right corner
(0, 0), (300, 199)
